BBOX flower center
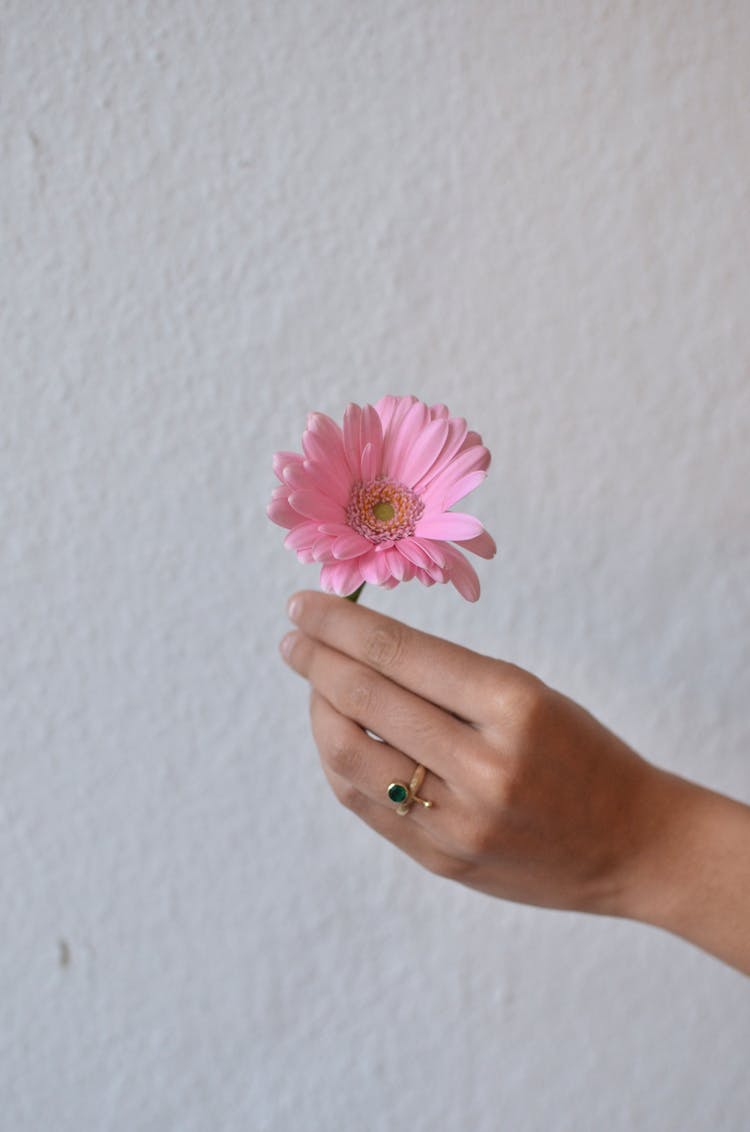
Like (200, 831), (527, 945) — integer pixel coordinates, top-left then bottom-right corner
(346, 476), (424, 544)
(372, 501), (394, 522)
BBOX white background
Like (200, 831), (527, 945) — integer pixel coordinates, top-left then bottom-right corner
(2, 2), (749, 1129)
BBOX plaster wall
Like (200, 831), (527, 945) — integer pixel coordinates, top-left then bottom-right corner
(2, 3), (749, 1129)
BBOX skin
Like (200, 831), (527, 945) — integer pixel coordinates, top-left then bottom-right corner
(280, 591), (750, 976)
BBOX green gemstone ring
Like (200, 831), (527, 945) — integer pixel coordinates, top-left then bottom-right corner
(387, 765), (434, 816)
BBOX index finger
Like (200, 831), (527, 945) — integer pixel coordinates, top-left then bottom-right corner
(287, 590), (500, 723)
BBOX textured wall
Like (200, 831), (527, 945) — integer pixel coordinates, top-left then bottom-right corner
(2, 2), (749, 1129)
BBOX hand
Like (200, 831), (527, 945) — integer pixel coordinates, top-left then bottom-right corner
(280, 592), (750, 973)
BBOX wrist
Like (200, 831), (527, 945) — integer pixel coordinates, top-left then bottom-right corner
(615, 765), (750, 973)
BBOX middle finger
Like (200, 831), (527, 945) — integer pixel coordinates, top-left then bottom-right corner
(283, 630), (471, 780)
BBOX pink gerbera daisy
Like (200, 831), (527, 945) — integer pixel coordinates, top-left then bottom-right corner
(267, 395), (496, 601)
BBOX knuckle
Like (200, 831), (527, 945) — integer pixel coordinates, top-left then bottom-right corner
(343, 672), (379, 716)
(490, 669), (548, 732)
(334, 781), (367, 815)
(431, 855), (475, 883)
(363, 623), (406, 672)
(325, 738), (359, 778)
(459, 816), (499, 859)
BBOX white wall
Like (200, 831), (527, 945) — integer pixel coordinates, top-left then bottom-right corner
(3, 2), (749, 1129)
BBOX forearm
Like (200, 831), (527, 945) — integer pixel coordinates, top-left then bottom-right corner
(622, 767), (750, 975)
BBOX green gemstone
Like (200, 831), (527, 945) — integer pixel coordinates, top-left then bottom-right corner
(388, 783), (409, 804)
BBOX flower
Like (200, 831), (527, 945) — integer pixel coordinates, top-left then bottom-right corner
(267, 395), (496, 601)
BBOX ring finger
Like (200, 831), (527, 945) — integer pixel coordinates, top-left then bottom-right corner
(310, 690), (453, 827)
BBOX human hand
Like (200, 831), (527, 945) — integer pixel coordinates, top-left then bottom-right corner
(279, 591), (658, 916)
(280, 592), (750, 973)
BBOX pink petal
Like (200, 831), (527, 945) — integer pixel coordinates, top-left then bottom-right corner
(421, 556), (447, 583)
(420, 445), (490, 506)
(280, 462), (309, 490)
(359, 405), (383, 478)
(398, 418), (449, 488)
(396, 539), (432, 569)
(312, 534), (337, 561)
(267, 496), (299, 528)
(413, 418), (468, 492)
(455, 530), (497, 560)
(358, 548), (393, 585)
(303, 415), (351, 491)
(383, 399), (430, 481)
(331, 531), (373, 559)
(415, 568), (436, 587)
(375, 394), (416, 436)
(360, 442), (378, 482)
(459, 429), (484, 453)
(439, 470), (487, 510)
(320, 559), (365, 596)
(342, 403), (364, 478)
(429, 403), (450, 419)
(284, 522), (320, 550)
(301, 458), (350, 507)
(411, 537), (446, 567)
(414, 512), (484, 541)
(318, 522), (354, 536)
(441, 544), (481, 602)
(288, 491), (345, 524)
(273, 450), (304, 482)
(383, 547), (406, 581)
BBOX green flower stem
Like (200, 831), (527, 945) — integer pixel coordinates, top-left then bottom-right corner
(345, 582), (366, 604)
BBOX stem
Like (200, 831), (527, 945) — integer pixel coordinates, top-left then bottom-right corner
(345, 582), (366, 604)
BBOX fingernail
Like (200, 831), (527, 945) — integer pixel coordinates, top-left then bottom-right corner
(280, 632), (296, 660)
(287, 596), (302, 622)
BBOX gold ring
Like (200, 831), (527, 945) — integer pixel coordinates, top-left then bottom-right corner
(387, 764), (434, 816)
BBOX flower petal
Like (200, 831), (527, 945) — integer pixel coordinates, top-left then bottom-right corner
(360, 442), (378, 483)
(288, 491), (345, 524)
(303, 414), (351, 488)
(420, 445), (491, 507)
(302, 458), (350, 507)
(283, 522), (320, 550)
(375, 394), (416, 437)
(320, 559), (365, 596)
(359, 405), (383, 478)
(459, 429), (484, 452)
(411, 537), (446, 567)
(342, 403), (364, 478)
(398, 418), (449, 488)
(358, 548), (393, 585)
(273, 450), (304, 482)
(413, 417), (468, 492)
(331, 531), (373, 559)
(414, 512), (484, 541)
(396, 539), (432, 569)
(439, 470), (487, 510)
(312, 534), (337, 561)
(442, 544), (481, 602)
(383, 399), (430, 481)
(455, 530), (497, 560)
(267, 495), (299, 528)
